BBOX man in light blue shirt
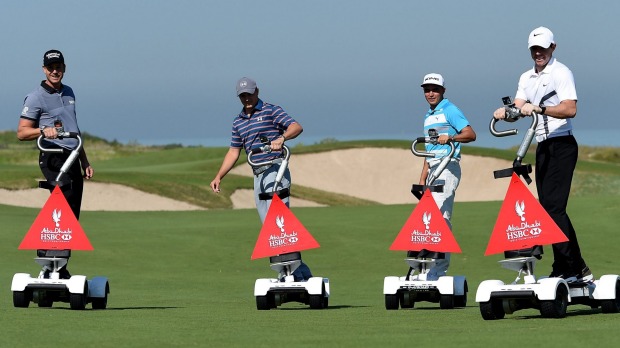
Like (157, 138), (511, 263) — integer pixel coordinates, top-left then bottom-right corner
(418, 73), (476, 279)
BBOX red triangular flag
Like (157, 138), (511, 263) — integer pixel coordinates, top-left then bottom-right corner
(18, 186), (93, 250)
(389, 189), (462, 253)
(251, 194), (320, 260)
(484, 173), (568, 256)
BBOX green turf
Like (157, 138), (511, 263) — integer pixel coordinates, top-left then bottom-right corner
(1, 194), (619, 347)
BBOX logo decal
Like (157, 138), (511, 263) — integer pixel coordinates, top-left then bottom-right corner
(484, 173), (568, 256)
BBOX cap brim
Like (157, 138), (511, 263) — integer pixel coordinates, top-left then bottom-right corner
(421, 83), (444, 88)
(528, 39), (553, 49)
(237, 88), (256, 96)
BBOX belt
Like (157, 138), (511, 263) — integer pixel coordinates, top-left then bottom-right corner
(536, 130), (572, 143)
(252, 159), (283, 176)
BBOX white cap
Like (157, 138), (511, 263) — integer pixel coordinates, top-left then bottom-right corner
(420, 73), (444, 87)
(528, 27), (555, 48)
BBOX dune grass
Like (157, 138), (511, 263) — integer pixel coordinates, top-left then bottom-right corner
(1, 130), (619, 208)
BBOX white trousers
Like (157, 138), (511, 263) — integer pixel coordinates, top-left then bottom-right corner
(426, 160), (461, 280)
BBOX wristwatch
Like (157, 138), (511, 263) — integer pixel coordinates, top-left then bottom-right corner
(540, 106), (547, 115)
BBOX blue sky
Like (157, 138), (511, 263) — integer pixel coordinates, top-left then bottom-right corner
(1, 0), (619, 148)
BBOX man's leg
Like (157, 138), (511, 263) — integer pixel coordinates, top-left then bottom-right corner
(426, 161), (460, 280)
(254, 166), (311, 280)
(536, 137), (586, 275)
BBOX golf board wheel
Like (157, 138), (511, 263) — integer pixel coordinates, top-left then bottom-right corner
(385, 294), (399, 310)
(70, 282), (89, 310)
(600, 279), (620, 314)
(13, 291), (31, 308)
(480, 299), (505, 320)
(91, 282), (110, 310)
(540, 285), (568, 318)
(439, 294), (454, 309)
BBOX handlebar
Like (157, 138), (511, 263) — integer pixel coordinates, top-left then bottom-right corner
(37, 132), (82, 153)
(37, 132), (83, 184)
(489, 108), (538, 138)
(247, 145), (290, 167)
(411, 137), (456, 159)
(490, 110), (539, 165)
(411, 137), (456, 187)
(247, 144), (291, 194)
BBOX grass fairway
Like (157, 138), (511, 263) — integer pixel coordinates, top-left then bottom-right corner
(1, 194), (619, 347)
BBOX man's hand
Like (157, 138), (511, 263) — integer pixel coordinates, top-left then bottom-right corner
(437, 134), (450, 145)
(493, 107), (507, 120)
(210, 178), (221, 193)
(520, 103), (542, 116)
(83, 165), (94, 179)
(270, 135), (285, 151)
(41, 126), (59, 139)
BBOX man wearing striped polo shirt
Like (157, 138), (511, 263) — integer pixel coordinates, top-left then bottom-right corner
(210, 77), (312, 281)
(419, 73), (477, 280)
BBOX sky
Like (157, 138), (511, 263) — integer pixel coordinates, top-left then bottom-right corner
(1, 0), (619, 149)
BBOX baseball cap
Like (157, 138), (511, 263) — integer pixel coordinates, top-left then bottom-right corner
(528, 27), (554, 48)
(236, 77), (257, 96)
(421, 73), (444, 87)
(43, 49), (64, 66)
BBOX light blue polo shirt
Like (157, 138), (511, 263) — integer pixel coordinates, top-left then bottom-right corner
(423, 98), (470, 160)
(21, 81), (80, 150)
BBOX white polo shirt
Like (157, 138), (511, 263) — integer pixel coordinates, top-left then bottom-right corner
(515, 58), (577, 142)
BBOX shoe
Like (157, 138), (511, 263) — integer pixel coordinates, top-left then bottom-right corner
(578, 266), (594, 282)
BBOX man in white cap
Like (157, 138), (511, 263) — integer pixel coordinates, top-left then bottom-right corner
(417, 73), (476, 280)
(493, 27), (592, 282)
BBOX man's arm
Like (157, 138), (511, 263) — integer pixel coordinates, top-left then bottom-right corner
(270, 122), (303, 151)
(17, 118), (42, 141)
(520, 99), (577, 119)
(210, 147), (242, 193)
(79, 148), (94, 179)
(453, 125), (476, 143)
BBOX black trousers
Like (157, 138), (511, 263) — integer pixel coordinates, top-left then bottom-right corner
(39, 151), (84, 220)
(535, 135), (586, 274)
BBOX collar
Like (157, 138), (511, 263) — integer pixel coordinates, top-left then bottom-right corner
(533, 57), (556, 75)
(427, 98), (449, 116)
(40, 80), (63, 94)
(238, 99), (264, 119)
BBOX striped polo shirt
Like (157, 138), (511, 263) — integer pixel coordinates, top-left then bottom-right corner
(423, 98), (470, 161)
(231, 99), (297, 162)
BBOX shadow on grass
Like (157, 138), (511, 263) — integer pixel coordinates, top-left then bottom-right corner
(277, 305), (361, 310)
(42, 306), (182, 311)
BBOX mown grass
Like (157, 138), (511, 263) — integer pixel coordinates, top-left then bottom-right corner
(1, 130), (619, 347)
(1, 195), (619, 347)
